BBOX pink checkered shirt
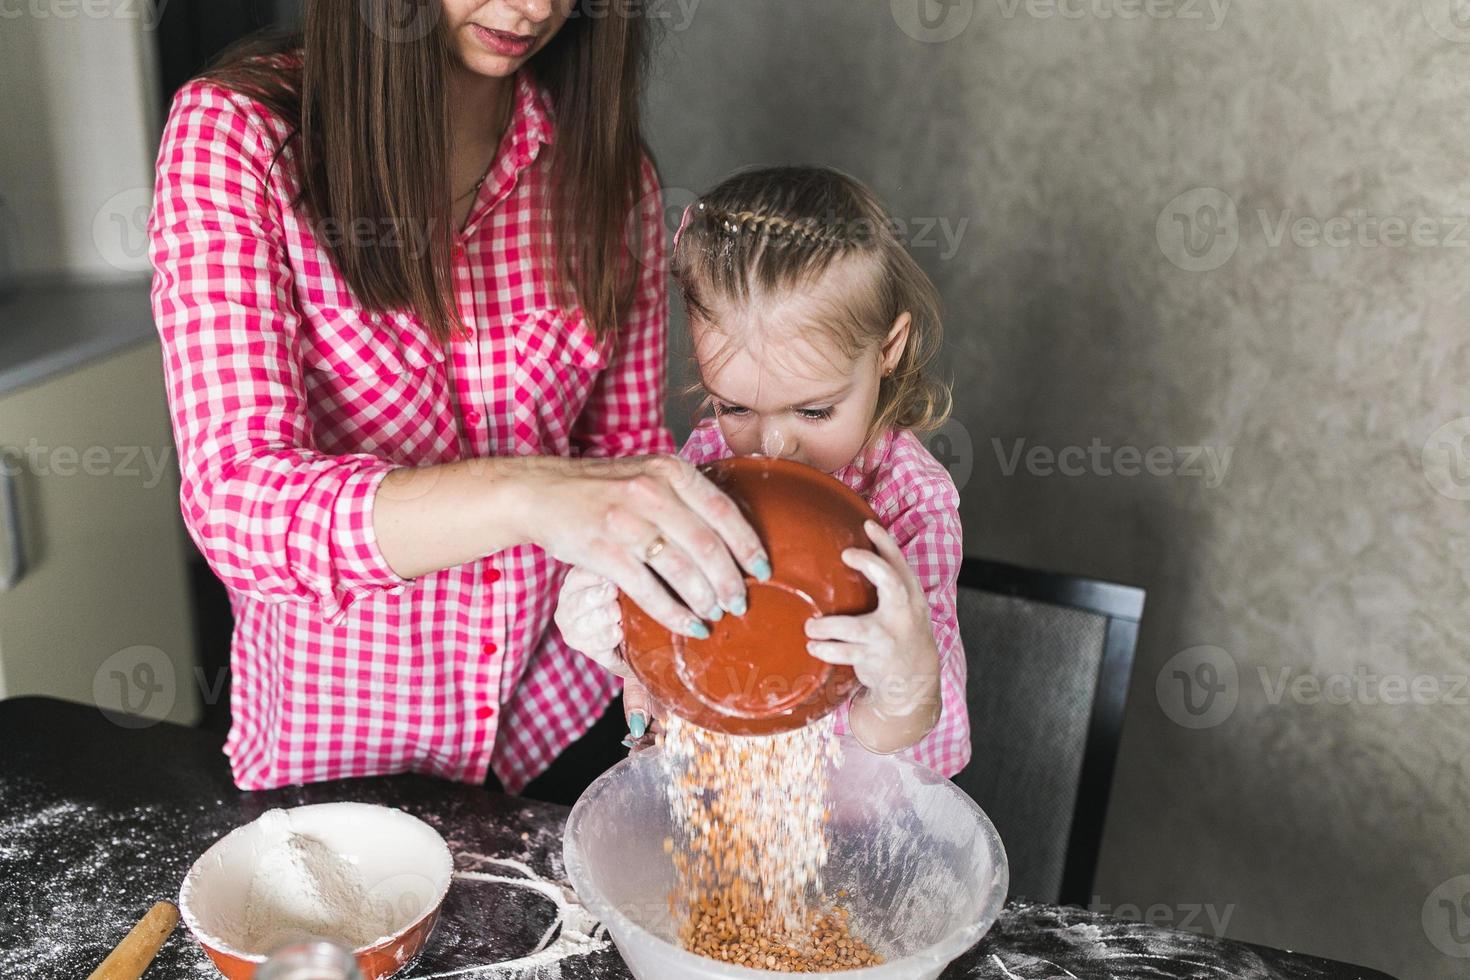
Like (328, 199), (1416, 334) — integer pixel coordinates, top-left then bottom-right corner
(678, 421), (972, 777)
(148, 69), (672, 793)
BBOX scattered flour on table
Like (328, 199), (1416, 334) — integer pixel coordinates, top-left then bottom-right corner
(439, 851), (609, 976)
(0, 792), (228, 976)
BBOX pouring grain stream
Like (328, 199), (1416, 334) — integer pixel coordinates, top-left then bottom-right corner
(658, 714), (884, 971)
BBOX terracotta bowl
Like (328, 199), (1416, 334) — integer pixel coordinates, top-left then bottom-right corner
(179, 803), (453, 979)
(619, 456), (880, 736)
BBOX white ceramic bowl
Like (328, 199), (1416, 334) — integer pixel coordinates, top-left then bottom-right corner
(564, 738), (1009, 980)
(179, 803), (453, 979)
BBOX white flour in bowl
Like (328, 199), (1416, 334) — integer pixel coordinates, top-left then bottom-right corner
(238, 810), (394, 954)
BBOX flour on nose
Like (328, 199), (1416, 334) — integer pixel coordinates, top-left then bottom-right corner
(761, 429), (787, 458)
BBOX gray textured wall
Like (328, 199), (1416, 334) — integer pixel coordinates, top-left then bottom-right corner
(644, 3), (1470, 978)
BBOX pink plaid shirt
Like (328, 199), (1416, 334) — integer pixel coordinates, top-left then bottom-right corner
(149, 69), (672, 793)
(678, 421), (971, 777)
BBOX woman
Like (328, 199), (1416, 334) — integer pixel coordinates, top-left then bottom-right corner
(148, 0), (767, 803)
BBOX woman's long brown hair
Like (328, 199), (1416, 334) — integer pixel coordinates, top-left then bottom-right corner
(198, 1), (652, 345)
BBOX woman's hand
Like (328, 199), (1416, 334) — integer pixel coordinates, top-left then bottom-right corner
(517, 455), (770, 639)
(620, 674), (662, 754)
(375, 453), (770, 636)
(803, 520), (942, 753)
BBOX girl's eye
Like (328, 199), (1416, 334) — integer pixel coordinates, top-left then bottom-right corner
(796, 407), (833, 421)
(714, 403), (749, 417)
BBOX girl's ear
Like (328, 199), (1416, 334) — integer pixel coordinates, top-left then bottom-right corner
(881, 312), (913, 376)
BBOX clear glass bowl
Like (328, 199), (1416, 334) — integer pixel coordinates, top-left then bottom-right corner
(563, 737), (1008, 979)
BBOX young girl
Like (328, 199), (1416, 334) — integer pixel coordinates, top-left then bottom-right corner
(555, 165), (969, 775)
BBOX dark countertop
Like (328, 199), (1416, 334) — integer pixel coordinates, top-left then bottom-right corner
(0, 697), (1397, 979)
(0, 279), (157, 397)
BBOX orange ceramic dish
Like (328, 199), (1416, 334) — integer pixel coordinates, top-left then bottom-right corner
(619, 456), (880, 736)
(190, 913), (442, 980)
(179, 803), (453, 979)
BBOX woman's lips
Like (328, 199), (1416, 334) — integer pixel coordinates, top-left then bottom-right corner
(471, 24), (537, 58)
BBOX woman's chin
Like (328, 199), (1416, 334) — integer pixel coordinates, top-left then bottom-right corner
(455, 50), (525, 79)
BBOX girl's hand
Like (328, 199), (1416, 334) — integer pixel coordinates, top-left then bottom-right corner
(554, 567), (662, 752)
(554, 567), (628, 677)
(517, 456), (770, 640)
(804, 521), (943, 744)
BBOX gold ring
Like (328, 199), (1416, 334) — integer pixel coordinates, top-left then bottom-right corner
(643, 535), (667, 563)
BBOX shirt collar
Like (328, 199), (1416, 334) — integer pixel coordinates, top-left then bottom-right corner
(513, 70), (556, 150)
(463, 72), (554, 234)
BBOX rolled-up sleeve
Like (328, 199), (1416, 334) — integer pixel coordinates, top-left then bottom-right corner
(148, 82), (406, 621)
(570, 155), (676, 460)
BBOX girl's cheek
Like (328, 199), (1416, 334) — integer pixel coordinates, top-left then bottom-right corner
(803, 423), (867, 473)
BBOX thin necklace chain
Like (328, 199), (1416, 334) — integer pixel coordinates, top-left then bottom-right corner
(454, 94), (513, 204)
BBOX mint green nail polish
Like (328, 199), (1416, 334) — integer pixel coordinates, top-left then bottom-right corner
(629, 711), (648, 739)
(689, 620), (711, 640)
(707, 606), (725, 622)
(752, 558), (773, 582)
(621, 736), (637, 749)
(727, 594), (748, 616)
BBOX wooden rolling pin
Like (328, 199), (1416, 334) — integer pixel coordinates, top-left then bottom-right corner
(88, 900), (180, 980)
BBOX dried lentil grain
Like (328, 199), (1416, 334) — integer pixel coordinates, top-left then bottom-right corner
(659, 714), (883, 972)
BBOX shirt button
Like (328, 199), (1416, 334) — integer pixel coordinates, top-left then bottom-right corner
(476, 705), (496, 721)
(465, 410), (482, 426)
(482, 641), (498, 655)
(485, 567), (502, 584)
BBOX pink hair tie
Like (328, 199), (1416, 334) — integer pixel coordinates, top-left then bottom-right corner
(672, 200), (700, 251)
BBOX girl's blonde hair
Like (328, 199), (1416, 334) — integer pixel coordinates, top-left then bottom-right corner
(672, 166), (952, 447)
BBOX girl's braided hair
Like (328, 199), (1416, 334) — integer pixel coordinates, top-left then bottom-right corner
(672, 166), (952, 443)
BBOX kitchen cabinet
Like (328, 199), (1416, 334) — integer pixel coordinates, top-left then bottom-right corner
(0, 281), (200, 724)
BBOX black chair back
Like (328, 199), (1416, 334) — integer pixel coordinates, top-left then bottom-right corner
(952, 557), (1144, 906)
